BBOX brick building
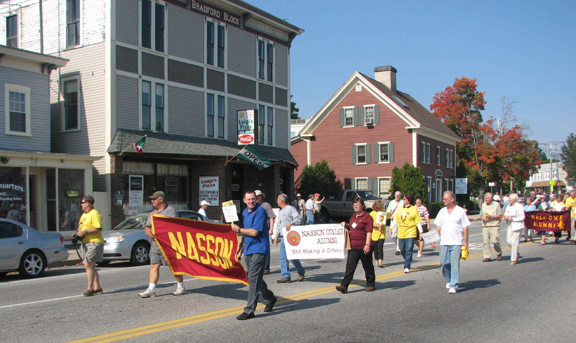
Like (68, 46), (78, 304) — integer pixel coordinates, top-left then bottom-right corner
(291, 66), (460, 202)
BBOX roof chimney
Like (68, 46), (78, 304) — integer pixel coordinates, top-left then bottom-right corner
(374, 65), (397, 92)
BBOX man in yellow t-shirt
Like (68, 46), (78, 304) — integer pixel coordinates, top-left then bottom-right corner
(565, 190), (576, 241)
(74, 195), (104, 296)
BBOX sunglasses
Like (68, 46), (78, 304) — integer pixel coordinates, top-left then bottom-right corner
(81, 201), (87, 204)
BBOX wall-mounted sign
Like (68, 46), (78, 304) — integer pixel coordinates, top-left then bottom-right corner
(199, 176), (219, 206)
(237, 109), (257, 145)
(455, 178), (468, 194)
(129, 175), (144, 208)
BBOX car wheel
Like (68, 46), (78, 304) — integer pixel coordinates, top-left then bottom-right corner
(319, 210), (331, 223)
(130, 241), (150, 266)
(19, 250), (46, 278)
(96, 261), (111, 267)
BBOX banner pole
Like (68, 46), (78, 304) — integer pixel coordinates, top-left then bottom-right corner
(225, 144), (249, 165)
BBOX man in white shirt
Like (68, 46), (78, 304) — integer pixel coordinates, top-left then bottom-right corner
(434, 191), (470, 294)
(198, 200), (210, 219)
(387, 191), (402, 255)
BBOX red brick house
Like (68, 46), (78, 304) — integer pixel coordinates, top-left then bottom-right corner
(291, 66), (460, 202)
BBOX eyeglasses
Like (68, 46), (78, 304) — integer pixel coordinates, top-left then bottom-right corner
(80, 201), (87, 204)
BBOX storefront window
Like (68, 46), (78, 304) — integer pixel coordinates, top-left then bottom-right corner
(0, 167), (27, 225)
(58, 169), (84, 232)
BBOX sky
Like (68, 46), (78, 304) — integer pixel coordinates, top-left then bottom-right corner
(248, 0), (576, 154)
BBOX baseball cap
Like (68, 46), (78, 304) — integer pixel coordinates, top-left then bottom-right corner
(255, 190), (265, 198)
(296, 193), (302, 197)
(149, 191), (165, 199)
(314, 193), (320, 196)
(200, 200), (210, 206)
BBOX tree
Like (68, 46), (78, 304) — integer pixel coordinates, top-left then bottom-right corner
(299, 160), (342, 199)
(561, 133), (576, 183)
(290, 95), (300, 119)
(389, 163), (428, 202)
(431, 79), (542, 195)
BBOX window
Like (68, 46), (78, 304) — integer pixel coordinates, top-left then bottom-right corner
(426, 176), (432, 203)
(5, 85), (30, 135)
(0, 221), (23, 239)
(141, 81), (164, 131)
(378, 177), (391, 199)
(426, 143), (431, 164)
(375, 142), (395, 164)
(6, 15), (18, 48)
(66, 0), (80, 47)
(445, 149), (454, 168)
(436, 146), (441, 165)
(345, 108), (354, 126)
(258, 105), (265, 143)
(421, 142), (426, 163)
(207, 20), (225, 67)
(258, 38), (274, 81)
(355, 178), (368, 190)
(141, 0), (165, 52)
(364, 106), (374, 120)
(62, 78), (79, 131)
(207, 93), (225, 138)
(353, 144), (371, 164)
(267, 107), (273, 145)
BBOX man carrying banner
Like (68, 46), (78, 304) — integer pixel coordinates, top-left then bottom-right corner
(138, 191), (186, 298)
(255, 190), (275, 275)
(276, 193), (305, 283)
(231, 190), (277, 320)
(480, 193), (503, 262)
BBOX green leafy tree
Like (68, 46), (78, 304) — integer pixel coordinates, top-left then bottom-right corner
(299, 160), (342, 199)
(561, 133), (576, 183)
(389, 163), (428, 202)
(290, 95), (300, 119)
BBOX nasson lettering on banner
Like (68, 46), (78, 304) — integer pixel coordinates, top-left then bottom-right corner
(284, 224), (346, 260)
(152, 215), (248, 285)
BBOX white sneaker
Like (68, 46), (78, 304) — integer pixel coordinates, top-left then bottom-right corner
(404, 268), (410, 274)
(417, 253), (422, 258)
(173, 287), (186, 296)
(448, 288), (457, 294)
(138, 289), (156, 298)
(446, 283), (450, 289)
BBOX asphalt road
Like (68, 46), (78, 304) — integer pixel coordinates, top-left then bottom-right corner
(1, 221), (575, 343)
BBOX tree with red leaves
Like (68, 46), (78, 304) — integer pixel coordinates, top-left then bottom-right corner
(431, 78), (541, 194)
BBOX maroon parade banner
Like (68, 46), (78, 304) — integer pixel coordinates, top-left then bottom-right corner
(151, 215), (248, 285)
(524, 210), (570, 232)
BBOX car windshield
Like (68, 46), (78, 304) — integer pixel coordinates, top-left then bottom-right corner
(355, 190), (380, 200)
(113, 214), (148, 230)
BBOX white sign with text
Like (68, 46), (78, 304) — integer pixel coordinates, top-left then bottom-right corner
(283, 224), (346, 260)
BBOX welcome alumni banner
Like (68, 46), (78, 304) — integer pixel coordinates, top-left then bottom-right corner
(284, 224), (346, 260)
(151, 215), (248, 285)
(524, 210), (570, 232)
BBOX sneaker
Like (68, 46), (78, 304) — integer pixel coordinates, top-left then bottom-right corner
(237, 312), (255, 320)
(404, 268), (410, 274)
(448, 288), (457, 294)
(277, 277), (291, 283)
(263, 296), (277, 312)
(138, 289), (156, 298)
(395, 251), (401, 255)
(92, 288), (103, 295)
(417, 253), (422, 258)
(446, 283), (450, 289)
(83, 289), (94, 297)
(173, 287), (186, 296)
(298, 272), (305, 282)
(482, 258), (491, 262)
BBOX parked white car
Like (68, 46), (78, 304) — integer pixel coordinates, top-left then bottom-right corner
(101, 210), (210, 266)
(0, 219), (69, 278)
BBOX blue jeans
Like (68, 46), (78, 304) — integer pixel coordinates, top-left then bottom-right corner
(398, 237), (415, 269)
(306, 210), (314, 225)
(280, 237), (304, 279)
(439, 245), (461, 289)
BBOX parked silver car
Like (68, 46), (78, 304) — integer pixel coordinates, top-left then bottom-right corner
(101, 210), (209, 266)
(0, 219), (69, 278)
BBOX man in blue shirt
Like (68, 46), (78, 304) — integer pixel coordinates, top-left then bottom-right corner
(231, 190), (277, 320)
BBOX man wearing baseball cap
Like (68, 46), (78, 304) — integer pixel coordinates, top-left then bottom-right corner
(138, 191), (186, 297)
(198, 199), (210, 220)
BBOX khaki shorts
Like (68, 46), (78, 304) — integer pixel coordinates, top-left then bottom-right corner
(149, 242), (167, 265)
(81, 242), (104, 263)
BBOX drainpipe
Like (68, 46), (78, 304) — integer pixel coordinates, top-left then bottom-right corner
(39, 0), (44, 54)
